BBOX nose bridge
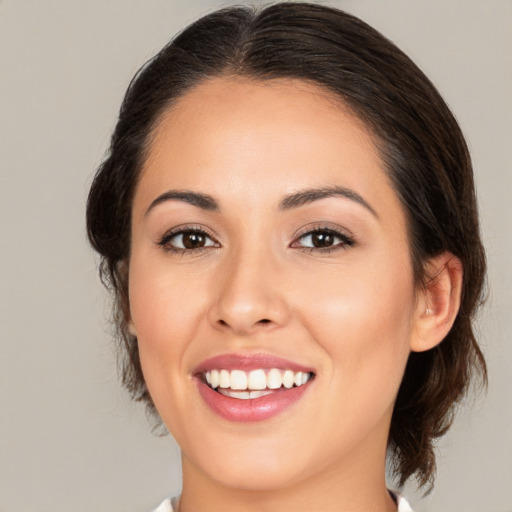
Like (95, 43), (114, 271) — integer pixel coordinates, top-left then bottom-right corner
(210, 241), (289, 334)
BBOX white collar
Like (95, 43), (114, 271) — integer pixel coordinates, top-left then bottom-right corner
(391, 490), (415, 512)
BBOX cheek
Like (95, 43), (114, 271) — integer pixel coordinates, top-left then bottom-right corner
(295, 257), (416, 391)
(127, 257), (209, 407)
(129, 256), (206, 345)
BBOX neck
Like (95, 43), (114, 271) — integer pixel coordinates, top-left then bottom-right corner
(178, 439), (397, 512)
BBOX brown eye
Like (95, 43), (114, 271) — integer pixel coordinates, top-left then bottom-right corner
(310, 232), (335, 247)
(160, 229), (217, 251)
(182, 232), (207, 249)
(295, 229), (355, 251)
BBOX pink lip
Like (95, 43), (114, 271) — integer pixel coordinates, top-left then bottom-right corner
(196, 378), (312, 422)
(193, 353), (315, 423)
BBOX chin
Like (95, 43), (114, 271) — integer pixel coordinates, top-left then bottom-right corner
(183, 434), (314, 492)
(207, 460), (308, 492)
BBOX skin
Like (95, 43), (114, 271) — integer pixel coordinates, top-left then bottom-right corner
(128, 77), (461, 512)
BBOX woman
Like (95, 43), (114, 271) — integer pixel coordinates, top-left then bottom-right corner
(86, 3), (486, 511)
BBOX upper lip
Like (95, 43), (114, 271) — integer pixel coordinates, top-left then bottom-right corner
(193, 353), (315, 375)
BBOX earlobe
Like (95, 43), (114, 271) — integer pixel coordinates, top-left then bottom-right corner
(410, 252), (463, 353)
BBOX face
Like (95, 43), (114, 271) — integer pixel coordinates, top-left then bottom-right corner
(128, 77), (421, 491)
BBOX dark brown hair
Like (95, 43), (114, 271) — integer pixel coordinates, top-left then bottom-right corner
(86, 2), (486, 491)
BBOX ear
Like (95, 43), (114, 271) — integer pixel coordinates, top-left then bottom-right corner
(410, 252), (463, 353)
(127, 319), (137, 337)
(118, 260), (137, 337)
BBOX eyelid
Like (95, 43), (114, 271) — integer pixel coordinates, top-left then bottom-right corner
(291, 223), (354, 242)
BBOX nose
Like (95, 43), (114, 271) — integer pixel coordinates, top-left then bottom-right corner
(208, 248), (291, 336)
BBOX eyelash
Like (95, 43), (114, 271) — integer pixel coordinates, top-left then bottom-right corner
(157, 225), (355, 255)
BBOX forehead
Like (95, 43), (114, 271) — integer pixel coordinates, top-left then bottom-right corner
(147, 77), (373, 163)
(135, 76), (402, 225)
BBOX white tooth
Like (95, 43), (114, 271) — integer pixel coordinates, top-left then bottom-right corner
(249, 390), (274, 399)
(218, 388), (274, 399)
(205, 371), (211, 385)
(248, 369), (267, 390)
(301, 372), (309, 385)
(230, 391), (250, 399)
(294, 372), (303, 386)
(267, 368), (283, 389)
(210, 369), (219, 389)
(219, 369), (230, 388)
(283, 370), (294, 389)
(218, 389), (252, 399)
(230, 370), (248, 390)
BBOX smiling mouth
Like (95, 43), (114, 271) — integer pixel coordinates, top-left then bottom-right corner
(202, 368), (314, 400)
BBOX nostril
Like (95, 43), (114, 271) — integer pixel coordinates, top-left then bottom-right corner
(213, 314), (281, 334)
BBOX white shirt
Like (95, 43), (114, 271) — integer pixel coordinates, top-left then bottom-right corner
(392, 491), (415, 512)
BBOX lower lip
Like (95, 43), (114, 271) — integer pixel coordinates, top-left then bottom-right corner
(196, 379), (312, 422)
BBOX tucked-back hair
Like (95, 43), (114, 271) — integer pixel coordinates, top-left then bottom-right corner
(86, 2), (486, 490)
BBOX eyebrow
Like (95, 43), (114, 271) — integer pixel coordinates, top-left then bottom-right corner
(145, 185), (377, 218)
(279, 186), (378, 217)
(145, 190), (220, 216)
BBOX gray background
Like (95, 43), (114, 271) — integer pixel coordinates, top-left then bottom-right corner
(1, 1), (511, 511)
